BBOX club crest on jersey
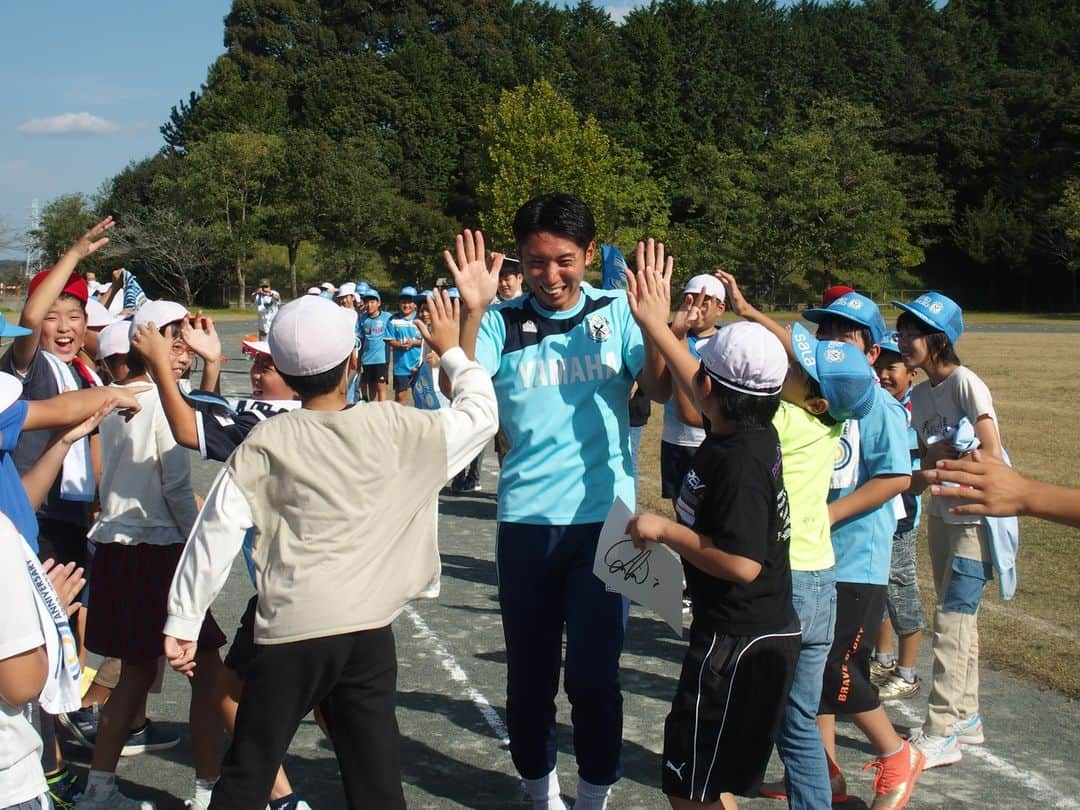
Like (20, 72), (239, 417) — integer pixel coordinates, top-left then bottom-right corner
(587, 313), (611, 342)
(522, 320), (538, 334)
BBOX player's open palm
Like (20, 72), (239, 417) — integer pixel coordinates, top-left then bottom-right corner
(443, 229), (501, 311)
(415, 290), (461, 357)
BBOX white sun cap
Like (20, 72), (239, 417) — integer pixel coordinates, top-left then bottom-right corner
(695, 321), (786, 397)
(683, 274), (726, 302)
(97, 320), (132, 360)
(131, 300), (189, 334)
(268, 295), (357, 376)
(86, 298), (118, 329)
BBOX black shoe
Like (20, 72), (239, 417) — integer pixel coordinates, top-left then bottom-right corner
(46, 768), (83, 810)
(57, 705), (99, 748)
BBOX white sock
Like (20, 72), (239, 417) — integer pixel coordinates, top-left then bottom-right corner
(876, 651), (896, 668)
(522, 771), (566, 810)
(85, 769), (116, 794)
(194, 777), (217, 805)
(897, 664), (918, 683)
(575, 777), (612, 810)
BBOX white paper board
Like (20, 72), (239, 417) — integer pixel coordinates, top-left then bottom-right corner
(592, 497), (684, 636)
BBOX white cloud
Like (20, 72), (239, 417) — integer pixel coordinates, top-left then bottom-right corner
(18, 112), (121, 136)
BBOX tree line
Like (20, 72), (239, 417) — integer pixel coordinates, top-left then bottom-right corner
(32, 0), (1080, 310)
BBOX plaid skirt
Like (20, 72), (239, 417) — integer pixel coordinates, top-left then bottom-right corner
(85, 541), (226, 662)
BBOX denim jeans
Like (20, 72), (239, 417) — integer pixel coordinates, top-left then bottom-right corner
(775, 568), (837, 809)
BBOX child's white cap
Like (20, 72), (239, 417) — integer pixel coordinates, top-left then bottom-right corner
(683, 274), (726, 302)
(268, 296), (356, 376)
(86, 298), (118, 329)
(97, 320), (131, 360)
(306, 286), (322, 295)
(131, 300), (189, 335)
(695, 321), (786, 396)
(335, 282), (357, 299)
(0, 372), (22, 412)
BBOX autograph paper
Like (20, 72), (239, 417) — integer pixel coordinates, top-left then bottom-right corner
(592, 497), (684, 636)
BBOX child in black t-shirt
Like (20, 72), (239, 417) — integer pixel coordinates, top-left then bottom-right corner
(626, 269), (800, 809)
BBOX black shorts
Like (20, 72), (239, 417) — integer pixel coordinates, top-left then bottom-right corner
(392, 374), (413, 393)
(360, 363), (388, 384)
(224, 595), (258, 678)
(819, 582), (886, 715)
(662, 620), (800, 801)
(661, 441), (698, 500)
(37, 518), (88, 602)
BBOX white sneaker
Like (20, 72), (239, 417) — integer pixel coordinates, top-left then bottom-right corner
(955, 713), (985, 744)
(909, 729), (962, 769)
(76, 783), (156, 809)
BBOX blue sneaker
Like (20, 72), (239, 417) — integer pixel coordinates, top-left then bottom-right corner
(58, 705), (99, 748)
(955, 714), (984, 745)
(46, 769), (84, 810)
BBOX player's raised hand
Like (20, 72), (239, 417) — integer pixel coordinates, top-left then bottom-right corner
(671, 290), (706, 340)
(625, 238), (674, 331)
(68, 216), (115, 261)
(714, 270), (755, 319)
(442, 229), (501, 312)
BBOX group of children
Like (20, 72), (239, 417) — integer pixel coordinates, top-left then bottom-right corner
(1, 194), (1011, 810)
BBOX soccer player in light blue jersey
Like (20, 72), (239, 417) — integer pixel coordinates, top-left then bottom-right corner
(443, 193), (669, 810)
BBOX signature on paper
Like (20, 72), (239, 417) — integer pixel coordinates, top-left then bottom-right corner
(604, 539), (661, 588)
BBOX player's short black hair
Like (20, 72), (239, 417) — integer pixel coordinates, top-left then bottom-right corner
(897, 312), (961, 366)
(279, 356), (350, 399)
(512, 193), (596, 250)
(709, 384), (781, 430)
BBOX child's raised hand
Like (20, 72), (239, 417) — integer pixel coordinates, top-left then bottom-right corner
(624, 238), (674, 329)
(414, 290), (461, 357)
(625, 512), (671, 550)
(163, 635), (198, 677)
(181, 313), (222, 362)
(714, 270), (753, 318)
(443, 229), (501, 312)
(671, 290), (706, 340)
(130, 321), (172, 367)
(68, 216), (115, 261)
(41, 559), (85, 617)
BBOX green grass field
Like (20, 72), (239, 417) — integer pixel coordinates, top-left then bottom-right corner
(636, 329), (1080, 697)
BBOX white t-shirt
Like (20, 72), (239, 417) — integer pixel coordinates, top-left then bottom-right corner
(253, 291), (280, 333)
(0, 516), (48, 806)
(909, 365), (998, 520)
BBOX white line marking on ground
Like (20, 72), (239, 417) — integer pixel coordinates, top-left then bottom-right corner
(403, 604), (510, 746)
(890, 701), (1079, 808)
(979, 600), (1072, 641)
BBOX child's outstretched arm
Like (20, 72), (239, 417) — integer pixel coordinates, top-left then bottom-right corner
(21, 402), (112, 511)
(416, 290), (499, 476)
(131, 322), (200, 450)
(11, 217), (114, 374)
(23, 384), (146, 432)
(714, 270), (795, 361)
(626, 238), (674, 403)
(827, 474), (911, 526)
(626, 512), (763, 585)
(442, 229), (502, 361)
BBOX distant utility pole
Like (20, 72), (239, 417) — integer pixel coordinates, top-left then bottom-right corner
(25, 198), (42, 278)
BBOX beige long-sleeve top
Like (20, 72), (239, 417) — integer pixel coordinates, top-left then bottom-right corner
(165, 347), (497, 645)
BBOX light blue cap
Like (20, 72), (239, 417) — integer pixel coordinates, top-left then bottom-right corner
(399, 285), (418, 298)
(879, 330), (900, 355)
(802, 292), (886, 345)
(791, 323), (877, 421)
(891, 292), (964, 345)
(355, 281), (372, 295)
(0, 312), (31, 338)
(446, 287), (460, 299)
(362, 288), (381, 301)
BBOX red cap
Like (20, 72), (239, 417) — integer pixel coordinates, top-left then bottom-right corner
(28, 268), (89, 305)
(822, 285), (855, 307)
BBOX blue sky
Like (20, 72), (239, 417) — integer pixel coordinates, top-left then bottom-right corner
(0, 1), (636, 259)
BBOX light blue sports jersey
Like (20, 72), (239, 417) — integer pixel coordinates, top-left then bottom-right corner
(829, 386), (912, 584)
(476, 287), (645, 524)
(388, 314), (422, 377)
(360, 311), (392, 366)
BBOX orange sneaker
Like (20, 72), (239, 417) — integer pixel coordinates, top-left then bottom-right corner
(864, 740), (925, 810)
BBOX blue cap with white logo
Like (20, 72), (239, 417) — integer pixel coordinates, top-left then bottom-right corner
(355, 281), (372, 296)
(879, 330), (900, 355)
(791, 323), (877, 421)
(802, 292), (887, 346)
(399, 285), (418, 298)
(891, 292), (964, 345)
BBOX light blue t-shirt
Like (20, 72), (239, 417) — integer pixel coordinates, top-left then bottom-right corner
(388, 314), (422, 377)
(0, 400), (38, 552)
(360, 311), (392, 366)
(828, 385), (911, 584)
(476, 288), (645, 524)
